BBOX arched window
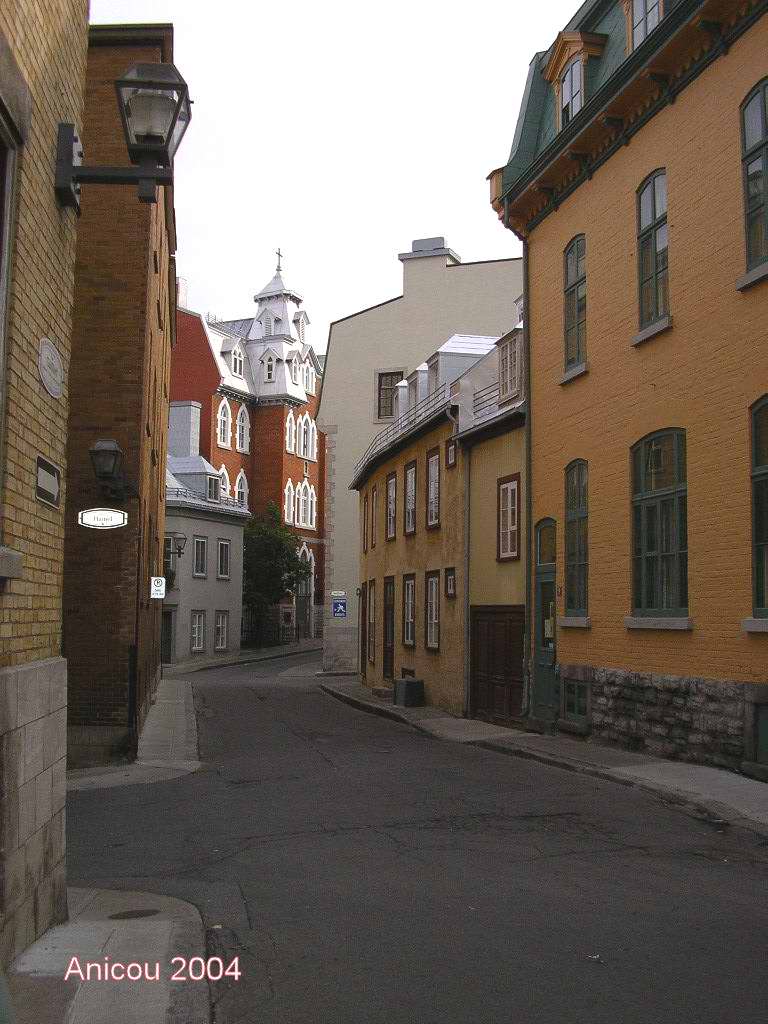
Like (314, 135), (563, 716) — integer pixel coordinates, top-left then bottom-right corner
(300, 415), (310, 458)
(232, 347), (244, 376)
(564, 236), (586, 370)
(294, 482), (303, 525)
(286, 411), (296, 453)
(300, 482), (309, 526)
(264, 356), (275, 383)
(752, 397), (768, 616)
(284, 479), (295, 524)
(235, 470), (248, 507)
(637, 170), (669, 328)
(307, 367), (315, 394)
(291, 357), (299, 385)
(219, 465), (231, 497)
(742, 80), (768, 273)
(564, 460), (588, 615)
(217, 398), (231, 447)
(631, 429), (687, 616)
(561, 56), (582, 128)
(309, 420), (318, 461)
(236, 406), (250, 452)
(309, 486), (317, 528)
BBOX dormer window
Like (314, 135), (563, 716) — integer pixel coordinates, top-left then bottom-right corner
(561, 57), (582, 128)
(232, 347), (244, 377)
(307, 367), (315, 394)
(264, 356), (275, 383)
(291, 357), (299, 385)
(631, 0), (661, 48)
(498, 335), (520, 403)
(207, 476), (221, 501)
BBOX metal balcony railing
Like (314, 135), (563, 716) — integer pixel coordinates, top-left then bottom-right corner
(473, 380), (501, 423)
(166, 486), (248, 511)
(353, 382), (450, 481)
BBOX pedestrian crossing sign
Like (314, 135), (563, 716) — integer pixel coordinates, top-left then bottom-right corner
(332, 599), (347, 618)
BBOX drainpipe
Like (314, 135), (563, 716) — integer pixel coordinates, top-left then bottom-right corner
(463, 443), (471, 718)
(522, 238), (533, 718)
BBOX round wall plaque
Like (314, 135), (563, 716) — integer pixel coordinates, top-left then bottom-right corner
(38, 338), (64, 399)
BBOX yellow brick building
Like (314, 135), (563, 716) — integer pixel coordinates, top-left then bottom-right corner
(0, 0), (89, 964)
(490, 0), (768, 773)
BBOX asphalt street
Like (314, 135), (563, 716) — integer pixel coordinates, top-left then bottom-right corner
(69, 652), (768, 1024)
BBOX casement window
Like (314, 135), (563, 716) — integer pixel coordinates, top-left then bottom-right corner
(285, 479), (295, 524)
(402, 574), (416, 646)
(638, 170), (669, 328)
(426, 449), (440, 528)
(307, 367), (315, 394)
(386, 472), (396, 540)
(631, 430), (688, 615)
(497, 474), (520, 561)
(445, 567), (456, 599)
(310, 421), (318, 461)
(564, 460), (588, 615)
(214, 611), (229, 651)
(404, 461), (416, 535)
(163, 537), (175, 577)
(207, 475), (221, 501)
(193, 537), (207, 577)
(742, 80), (768, 272)
(425, 571), (440, 650)
(235, 470), (248, 507)
(367, 580), (376, 662)
(286, 411), (295, 452)
(377, 371), (403, 419)
(236, 406), (250, 452)
(264, 356), (275, 382)
(363, 493), (368, 553)
(309, 486), (317, 529)
(561, 56), (582, 128)
(752, 397), (768, 617)
(371, 485), (377, 547)
(445, 439), (457, 468)
(232, 348), (244, 377)
(291, 357), (299, 384)
(498, 336), (520, 402)
(631, 0), (662, 49)
(217, 539), (231, 579)
(217, 398), (232, 447)
(564, 236), (587, 370)
(297, 415), (308, 457)
(191, 611), (205, 652)
(219, 465), (231, 497)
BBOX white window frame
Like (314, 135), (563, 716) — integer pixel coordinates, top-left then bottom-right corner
(219, 465), (231, 497)
(405, 463), (416, 533)
(499, 477), (519, 559)
(236, 406), (250, 452)
(191, 610), (205, 652)
(217, 539), (231, 579)
(284, 479), (295, 523)
(386, 474), (396, 540)
(193, 537), (207, 578)
(499, 336), (520, 403)
(404, 576), (415, 645)
(232, 347), (244, 377)
(286, 410), (296, 452)
(214, 610), (229, 651)
(207, 476), (221, 501)
(291, 357), (299, 384)
(235, 470), (248, 507)
(427, 451), (440, 527)
(426, 573), (440, 650)
(299, 481), (309, 526)
(264, 355), (275, 382)
(217, 398), (232, 448)
(309, 485), (317, 528)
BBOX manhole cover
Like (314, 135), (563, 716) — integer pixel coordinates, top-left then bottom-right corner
(108, 909), (160, 920)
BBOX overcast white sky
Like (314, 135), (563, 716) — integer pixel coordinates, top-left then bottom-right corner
(91, 0), (577, 352)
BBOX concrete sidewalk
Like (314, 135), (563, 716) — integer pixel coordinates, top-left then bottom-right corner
(7, 888), (208, 1024)
(163, 638), (322, 677)
(321, 679), (768, 838)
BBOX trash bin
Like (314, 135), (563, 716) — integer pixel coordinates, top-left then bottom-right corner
(393, 678), (424, 707)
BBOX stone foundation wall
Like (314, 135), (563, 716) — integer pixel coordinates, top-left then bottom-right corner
(560, 662), (768, 771)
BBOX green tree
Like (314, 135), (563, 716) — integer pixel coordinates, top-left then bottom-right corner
(242, 502), (310, 611)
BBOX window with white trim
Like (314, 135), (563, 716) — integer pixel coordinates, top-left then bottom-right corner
(219, 465), (231, 496)
(232, 347), (244, 377)
(215, 610), (229, 650)
(386, 473), (396, 540)
(235, 470), (248, 507)
(207, 476), (221, 501)
(498, 475), (520, 560)
(309, 486), (317, 528)
(286, 411), (295, 452)
(236, 406), (250, 452)
(499, 336), (520, 402)
(217, 399), (231, 447)
(284, 479), (294, 523)
(191, 610), (205, 652)
(265, 356), (275, 382)
(427, 450), (440, 527)
(291, 357), (299, 384)
(404, 461), (416, 534)
(403, 574), (415, 646)
(193, 537), (207, 577)
(425, 572), (440, 650)
(217, 539), (231, 579)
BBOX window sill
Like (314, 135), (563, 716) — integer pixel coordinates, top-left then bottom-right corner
(624, 615), (692, 630)
(558, 616), (591, 628)
(736, 262), (768, 292)
(742, 617), (768, 633)
(217, 576), (231, 582)
(632, 314), (673, 347)
(193, 573), (207, 580)
(217, 443), (232, 450)
(558, 362), (589, 385)
(0, 546), (24, 579)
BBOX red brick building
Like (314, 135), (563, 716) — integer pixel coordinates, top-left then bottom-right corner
(171, 263), (325, 637)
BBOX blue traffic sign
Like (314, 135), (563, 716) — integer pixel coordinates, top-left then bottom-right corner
(332, 599), (347, 618)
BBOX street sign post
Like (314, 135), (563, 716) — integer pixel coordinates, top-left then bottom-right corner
(150, 577), (166, 599)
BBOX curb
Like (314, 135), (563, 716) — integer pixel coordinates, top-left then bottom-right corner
(321, 684), (768, 841)
(167, 644), (323, 676)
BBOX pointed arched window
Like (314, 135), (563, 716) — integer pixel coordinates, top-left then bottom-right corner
(264, 356), (275, 383)
(284, 479), (295, 524)
(299, 415), (310, 457)
(235, 470), (248, 507)
(294, 482), (302, 525)
(309, 420), (318, 461)
(286, 411), (296, 453)
(217, 399), (232, 448)
(232, 347), (244, 377)
(300, 482), (309, 526)
(236, 406), (250, 452)
(219, 465), (231, 497)
(309, 486), (317, 528)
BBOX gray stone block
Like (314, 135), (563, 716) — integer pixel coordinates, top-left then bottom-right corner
(0, 786), (19, 853)
(34, 767), (52, 832)
(22, 718), (45, 783)
(33, 873), (54, 935)
(18, 668), (51, 727)
(51, 756), (66, 813)
(0, 669), (18, 735)
(24, 828), (44, 894)
(18, 779), (35, 844)
(2, 845), (25, 915)
(0, 728), (22, 797)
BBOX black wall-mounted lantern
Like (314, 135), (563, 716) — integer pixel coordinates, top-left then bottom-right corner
(168, 532), (188, 558)
(89, 439), (138, 498)
(56, 62), (191, 213)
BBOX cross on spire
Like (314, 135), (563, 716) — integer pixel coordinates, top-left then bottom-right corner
(275, 247), (283, 272)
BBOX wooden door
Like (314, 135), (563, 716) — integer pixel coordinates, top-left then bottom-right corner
(383, 576), (395, 680)
(360, 583), (367, 678)
(470, 606), (525, 722)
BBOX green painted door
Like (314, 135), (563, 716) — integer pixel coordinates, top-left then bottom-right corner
(533, 520), (558, 720)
